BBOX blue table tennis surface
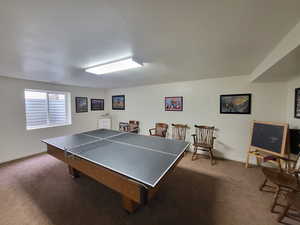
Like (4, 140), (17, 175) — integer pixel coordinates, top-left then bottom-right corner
(42, 129), (189, 187)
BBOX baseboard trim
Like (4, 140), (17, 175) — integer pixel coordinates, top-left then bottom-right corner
(0, 152), (46, 168)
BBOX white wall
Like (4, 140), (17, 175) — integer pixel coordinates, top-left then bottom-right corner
(0, 76), (107, 163)
(107, 75), (287, 162)
(287, 75), (300, 129)
(1, 74), (295, 164)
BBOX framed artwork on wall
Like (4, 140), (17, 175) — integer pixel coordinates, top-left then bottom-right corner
(165, 96), (183, 111)
(220, 94), (251, 114)
(295, 88), (300, 118)
(91, 99), (104, 111)
(112, 95), (125, 110)
(75, 97), (88, 113)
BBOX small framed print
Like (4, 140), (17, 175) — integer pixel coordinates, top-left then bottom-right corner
(75, 97), (88, 113)
(295, 88), (300, 119)
(165, 96), (183, 111)
(112, 95), (125, 110)
(91, 99), (104, 111)
(220, 94), (251, 114)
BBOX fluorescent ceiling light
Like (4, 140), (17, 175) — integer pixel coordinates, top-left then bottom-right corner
(85, 57), (143, 75)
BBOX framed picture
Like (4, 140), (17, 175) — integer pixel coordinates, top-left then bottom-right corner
(220, 94), (251, 114)
(165, 96), (183, 111)
(91, 99), (104, 111)
(75, 97), (88, 113)
(295, 88), (300, 118)
(112, 95), (125, 110)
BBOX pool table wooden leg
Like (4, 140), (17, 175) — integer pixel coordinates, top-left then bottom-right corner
(68, 165), (80, 178)
(121, 196), (139, 213)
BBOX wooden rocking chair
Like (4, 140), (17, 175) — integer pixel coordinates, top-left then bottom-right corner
(119, 122), (129, 132)
(149, 123), (169, 138)
(192, 125), (216, 165)
(171, 124), (188, 141)
(260, 152), (300, 213)
(278, 190), (300, 223)
(128, 120), (139, 133)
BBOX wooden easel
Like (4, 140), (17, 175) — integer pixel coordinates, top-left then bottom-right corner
(245, 150), (282, 168)
(245, 121), (289, 168)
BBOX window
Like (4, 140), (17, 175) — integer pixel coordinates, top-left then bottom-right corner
(24, 89), (71, 130)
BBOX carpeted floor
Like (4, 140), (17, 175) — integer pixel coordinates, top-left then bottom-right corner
(0, 153), (298, 225)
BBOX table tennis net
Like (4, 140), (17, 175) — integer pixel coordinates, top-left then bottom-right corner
(66, 139), (109, 155)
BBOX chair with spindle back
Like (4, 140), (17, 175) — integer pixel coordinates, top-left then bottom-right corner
(128, 120), (139, 133)
(171, 124), (188, 141)
(260, 152), (300, 213)
(192, 125), (216, 165)
(149, 123), (169, 138)
(119, 122), (129, 132)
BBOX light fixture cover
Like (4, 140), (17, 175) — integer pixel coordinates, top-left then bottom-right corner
(85, 57), (143, 75)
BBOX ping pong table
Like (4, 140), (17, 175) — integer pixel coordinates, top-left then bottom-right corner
(42, 129), (189, 213)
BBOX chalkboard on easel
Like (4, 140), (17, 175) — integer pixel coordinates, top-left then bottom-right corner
(250, 121), (289, 156)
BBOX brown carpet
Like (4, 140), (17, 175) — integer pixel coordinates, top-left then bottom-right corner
(0, 153), (298, 225)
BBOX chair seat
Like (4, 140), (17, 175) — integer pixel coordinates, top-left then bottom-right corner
(193, 143), (212, 148)
(262, 167), (300, 191)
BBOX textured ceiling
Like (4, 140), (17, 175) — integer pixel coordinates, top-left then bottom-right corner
(1, 0), (300, 88)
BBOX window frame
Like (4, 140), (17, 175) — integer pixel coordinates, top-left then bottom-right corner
(24, 89), (72, 130)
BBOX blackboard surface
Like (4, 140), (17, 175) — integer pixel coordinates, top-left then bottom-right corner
(251, 123), (284, 154)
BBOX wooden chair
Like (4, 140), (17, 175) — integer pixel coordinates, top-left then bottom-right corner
(278, 190), (300, 223)
(149, 123), (168, 138)
(260, 153), (300, 213)
(119, 122), (129, 132)
(128, 120), (139, 133)
(171, 124), (188, 141)
(192, 125), (216, 165)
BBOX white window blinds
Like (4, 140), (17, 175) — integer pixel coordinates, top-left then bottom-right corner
(25, 89), (71, 130)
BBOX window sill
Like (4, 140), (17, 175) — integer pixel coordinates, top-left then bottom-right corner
(26, 123), (72, 131)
